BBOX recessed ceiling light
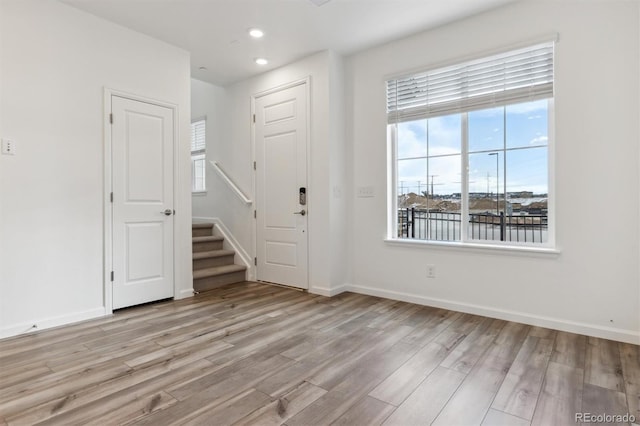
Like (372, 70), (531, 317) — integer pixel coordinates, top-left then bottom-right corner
(255, 58), (268, 65)
(249, 28), (264, 38)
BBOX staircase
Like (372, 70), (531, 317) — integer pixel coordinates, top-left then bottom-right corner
(192, 223), (247, 292)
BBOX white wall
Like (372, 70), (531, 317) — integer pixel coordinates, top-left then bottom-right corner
(0, 0), (192, 337)
(0, 2), (4, 317)
(328, 51), (349, 292)
(193, 51), (348, 295)
(346, 0), (640, 343)
(191, 78), (228, 218)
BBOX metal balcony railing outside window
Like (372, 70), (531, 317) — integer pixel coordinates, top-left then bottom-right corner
(398, 208), (547, 243)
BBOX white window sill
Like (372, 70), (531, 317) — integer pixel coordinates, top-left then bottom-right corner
(192, 191), (207, 196)
(384, 238), (560, 257)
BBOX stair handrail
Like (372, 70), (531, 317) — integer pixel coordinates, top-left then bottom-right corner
(210, 161), (252, 205)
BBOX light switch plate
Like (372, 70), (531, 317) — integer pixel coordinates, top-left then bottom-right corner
(2, 139), (16, 155)
(356, 186), (375, 198)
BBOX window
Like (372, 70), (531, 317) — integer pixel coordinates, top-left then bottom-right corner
(191, 118), (206, 193)
(388, 42), (554, 246)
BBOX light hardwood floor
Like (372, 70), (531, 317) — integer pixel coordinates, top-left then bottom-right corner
(1, 282), (638, 426)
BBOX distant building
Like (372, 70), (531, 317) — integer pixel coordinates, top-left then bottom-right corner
(469, 192), (487, 199)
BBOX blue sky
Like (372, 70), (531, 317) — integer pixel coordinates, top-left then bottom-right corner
(397, 99), (548, 196)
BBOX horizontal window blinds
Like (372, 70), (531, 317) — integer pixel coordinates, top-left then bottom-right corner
(191, 119), (206, 153)
(387, 42), (554, 123)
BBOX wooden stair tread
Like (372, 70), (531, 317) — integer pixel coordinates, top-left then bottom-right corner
(193, 265), (247, 280)
(192, 249), (235, 260)
(192, 223), (245, 287)
(192, 235), (224, 243)
(192, 223), (214, 229)
(193, 264), (247, 279)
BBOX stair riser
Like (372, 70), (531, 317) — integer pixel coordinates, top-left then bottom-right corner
(193, 254), (235, 270)
(193, 241), (223, 252)
(192, 227), (214, 238)
(194, 271), (246, 292)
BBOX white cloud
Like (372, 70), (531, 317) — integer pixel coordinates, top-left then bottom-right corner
(427, 115), (461, 156)
(530, 136), (548, 145)
(397, 122), (426, 159)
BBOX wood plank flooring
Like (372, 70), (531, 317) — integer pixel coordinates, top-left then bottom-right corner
(1, 282), (638, 425)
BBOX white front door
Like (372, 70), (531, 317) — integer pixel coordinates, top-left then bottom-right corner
(111, 95), (174, 309)
(255, 82), (309, 289)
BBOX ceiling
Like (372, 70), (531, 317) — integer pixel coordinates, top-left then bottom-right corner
(61, 0), (516, 86)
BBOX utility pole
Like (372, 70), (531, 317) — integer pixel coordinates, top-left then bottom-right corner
(429, 174), (438, 198)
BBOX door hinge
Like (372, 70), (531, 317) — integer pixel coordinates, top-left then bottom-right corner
(110, 271), (114, 282)
(253, 161), (256, 170)
(109, 113), (113, 124)
(254, 257), (257, 266)
(253, 114), (256, 123)
(254, 210), (256, 219)
(110, 192), (113, 203)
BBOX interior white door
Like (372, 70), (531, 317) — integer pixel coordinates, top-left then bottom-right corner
(255, 82), (308, 289)
(111, 95), (174, 309)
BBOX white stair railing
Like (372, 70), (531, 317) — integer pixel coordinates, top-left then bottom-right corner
(210, 161), (252, 205)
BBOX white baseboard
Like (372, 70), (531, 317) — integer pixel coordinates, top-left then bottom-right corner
(0, 307), (107, 340)
(345, 283), (640, 345)
(309, 285), (348, 297)
(177, 288), (195, 299)
(192, 216), (254, 280)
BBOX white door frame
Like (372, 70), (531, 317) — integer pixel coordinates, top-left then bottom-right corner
(103, 88), (179, 314)
(250, 77), (311, 288)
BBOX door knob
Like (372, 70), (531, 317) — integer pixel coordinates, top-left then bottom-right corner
(293, 209), (306, 216)
(162, 209), (173, 216)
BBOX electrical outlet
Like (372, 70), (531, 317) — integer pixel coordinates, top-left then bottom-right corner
(427, 264), (436, 278)
(2, 139), (16, 155)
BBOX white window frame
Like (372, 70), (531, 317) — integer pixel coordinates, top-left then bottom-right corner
(191, 118), (206, 193)
(386, 42), (558, 254)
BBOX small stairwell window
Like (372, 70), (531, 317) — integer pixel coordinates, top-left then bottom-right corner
(191, 118), (206, 193)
